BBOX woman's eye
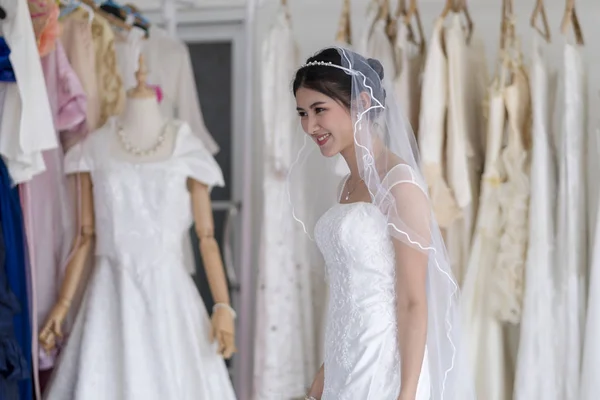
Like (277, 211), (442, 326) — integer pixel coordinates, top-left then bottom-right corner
(297, 111), (307, 117)
(315, 108), (325, 114)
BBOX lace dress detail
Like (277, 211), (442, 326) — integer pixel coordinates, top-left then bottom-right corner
(91, 15), (125, 127)
(492, 68), (531, 323)
(315, 202), (430, 400)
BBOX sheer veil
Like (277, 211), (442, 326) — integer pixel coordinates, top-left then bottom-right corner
(287, 46), (474, 399)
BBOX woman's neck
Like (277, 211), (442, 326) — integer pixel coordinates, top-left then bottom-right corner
(118, 97), (165, 145)
(340, 135), (386, 180)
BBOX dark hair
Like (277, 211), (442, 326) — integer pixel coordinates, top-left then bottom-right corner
(292, 48), (386, 112)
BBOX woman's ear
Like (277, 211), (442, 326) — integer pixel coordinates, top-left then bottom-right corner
(358, 92), (372, 111)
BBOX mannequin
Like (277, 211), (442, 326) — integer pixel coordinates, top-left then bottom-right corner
(38, 53), (237, 382)
(110, 54), (176, 163)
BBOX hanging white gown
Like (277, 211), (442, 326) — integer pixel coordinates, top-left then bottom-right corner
(393, 21), (423, 136)
(0, 0), (57, 183)
(358, 0), (395, 83)
(513, 36), (560, 400)
(253, 9), (316, 400)
(444, 15), (487, 283)
(461, 85), (509, 400)
(555, 43), (587, 400)
(581, 166), (600, 400)
(418, 18), (460, 230)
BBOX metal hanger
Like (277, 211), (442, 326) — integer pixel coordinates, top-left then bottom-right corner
(561, 0), (584, 45)
(530, 0), (551, 42)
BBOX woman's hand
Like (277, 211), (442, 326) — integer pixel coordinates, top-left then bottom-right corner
(210, 307), (236, 359)
(39, 302), (69, 351)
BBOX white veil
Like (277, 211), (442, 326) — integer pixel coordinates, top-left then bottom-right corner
(287, 46), (473, 399)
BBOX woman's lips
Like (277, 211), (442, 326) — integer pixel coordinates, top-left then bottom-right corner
(315, 133), (331, 146)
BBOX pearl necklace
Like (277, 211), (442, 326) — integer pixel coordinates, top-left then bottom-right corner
(117, 124), (168, 157)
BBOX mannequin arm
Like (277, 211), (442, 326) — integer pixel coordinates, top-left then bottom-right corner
(189, 178), (236, 359)
(39, 172), (95, 350)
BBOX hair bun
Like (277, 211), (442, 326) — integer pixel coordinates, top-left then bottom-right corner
(367, 58), (385, 80)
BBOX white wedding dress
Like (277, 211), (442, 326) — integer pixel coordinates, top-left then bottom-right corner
(314, 186), (431, 399)
(43, 120), (236, 400)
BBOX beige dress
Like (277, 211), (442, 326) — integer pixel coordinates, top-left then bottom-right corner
(444, 14), (487, 283)
(492, 67), (531, 327)
(60, 9), (100, 142)
(417, 18), (460, 230)
(393, 20), (423, 136)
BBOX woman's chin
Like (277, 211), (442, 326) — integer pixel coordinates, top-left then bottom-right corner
(319, 145), (339, 158)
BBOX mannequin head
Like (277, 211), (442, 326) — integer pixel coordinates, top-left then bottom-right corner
(293, 48), (386, 158)
(127, 54), (155, 99)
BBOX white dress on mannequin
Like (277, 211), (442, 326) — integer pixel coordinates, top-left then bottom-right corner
(513, 36), (560, 400)
(315, 173), (431, 400)
(43, 120), (235, 400)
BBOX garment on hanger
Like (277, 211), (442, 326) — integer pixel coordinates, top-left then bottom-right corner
(113, 26), (146, 90)
(393, 20), (423, 137)
(27, 0), (60, 57)
(0, 38), (14, 82)
(461, 85), (509, 400)
(444, 14), (487, 284)
(492, 67), (531, 324)
(60, 9), (100, 139)
(0, 0), (57, 184)
(0, 192), (28, 400)
(44, 119), (234, 400)
(491, 66), (532, 396)
(513, 35), (560, 400)
(0, 157), (32, 399)
(417, 18), (460, 229)
(91, 14), (126, 128)
(141, 27), (220, 155)
(21, 40), (85, 377)
(554, 42), (587, 400)
(357, 0), (379, 58)
(581, 165), (600, 400)
(254, 7), (316, 398)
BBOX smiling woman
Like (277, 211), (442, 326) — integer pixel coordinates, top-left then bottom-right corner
(286, 46), (474, 400)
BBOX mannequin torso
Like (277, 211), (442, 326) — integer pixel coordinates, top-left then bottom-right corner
(111, 96), (177, 163)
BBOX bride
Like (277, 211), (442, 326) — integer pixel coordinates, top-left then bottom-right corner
(289, 47), (473, 400)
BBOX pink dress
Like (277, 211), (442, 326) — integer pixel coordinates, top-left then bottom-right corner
(19, 41), (87, 397)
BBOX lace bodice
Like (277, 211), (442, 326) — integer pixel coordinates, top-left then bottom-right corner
(315, 202), (396, 308)
(314, 202), (402, 398)
(63, 119), (224, 276)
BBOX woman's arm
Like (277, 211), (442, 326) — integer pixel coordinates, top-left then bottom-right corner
(390, 182), (430, 400)
(393, 238), (428, 399)
(307, 363), (325, 399)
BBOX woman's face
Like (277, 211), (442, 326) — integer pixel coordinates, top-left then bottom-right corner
(295, 87), (354, 158)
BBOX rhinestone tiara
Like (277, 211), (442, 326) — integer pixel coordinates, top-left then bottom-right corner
(299, 60), (356, 74)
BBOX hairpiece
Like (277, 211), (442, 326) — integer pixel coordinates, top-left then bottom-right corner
(298, 60), (356, 74)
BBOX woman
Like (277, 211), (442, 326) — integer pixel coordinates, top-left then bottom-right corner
(289, 47), (472, 400)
